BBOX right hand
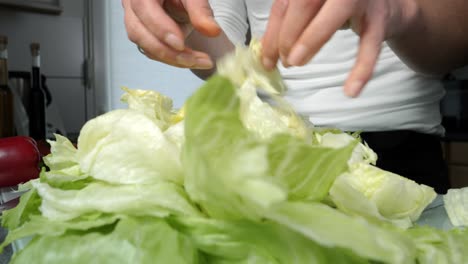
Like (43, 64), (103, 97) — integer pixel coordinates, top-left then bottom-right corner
(122, 0), (221, 69)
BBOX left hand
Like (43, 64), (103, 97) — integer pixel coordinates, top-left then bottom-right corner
(261, 0), (419, 97)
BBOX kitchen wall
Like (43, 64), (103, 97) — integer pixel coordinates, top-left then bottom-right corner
(0, 0), (86, 139)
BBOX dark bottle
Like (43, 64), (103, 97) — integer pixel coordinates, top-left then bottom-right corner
(29, 43), (46, 140)
(0, 35), (14, 138)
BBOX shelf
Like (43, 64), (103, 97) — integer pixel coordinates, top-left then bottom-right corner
(0, 0), (62, 15)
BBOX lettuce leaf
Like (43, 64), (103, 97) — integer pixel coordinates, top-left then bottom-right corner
(77, 109), (183, 185)
(408, 226), (468, 264)
(182, 75), (418, 263)
(120, 87), (175, 131)
(183, 75), (355, 219)
(170, 216), (370, 264)
(43, 134), (78, 171)
(267, 201), (416, 264)
(10, 217), (201, 264)
(31, 179), (202, 221)
(329, 163), (437, 228)
(217, 39), (286, 96)
(443, 187), (468, 227)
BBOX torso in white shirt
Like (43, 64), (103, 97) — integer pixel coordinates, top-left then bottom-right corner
(209, 0), (445, 135)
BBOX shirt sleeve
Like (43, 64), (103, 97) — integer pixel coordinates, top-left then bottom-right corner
(209, 0), (249, 45)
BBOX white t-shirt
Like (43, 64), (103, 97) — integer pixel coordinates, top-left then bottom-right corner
(210, 0), (445, 135)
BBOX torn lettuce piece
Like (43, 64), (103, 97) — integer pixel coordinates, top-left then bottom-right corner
(120, 87), (175, 131)
(329, 163), (437, 228)
(443, 187), (468, 227)
(237, 80), (309, 140)
(315, 132), (377, 166)
(43, 134), (78, 171)
(217, 39), (310, 140)
(77, 109), (183, 185)
(217, 39), (286, 95)
(0, 214), (121, 253)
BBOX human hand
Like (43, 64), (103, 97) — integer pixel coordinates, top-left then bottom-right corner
(261, 0), (419, 97)
(122, 0), (221, 69)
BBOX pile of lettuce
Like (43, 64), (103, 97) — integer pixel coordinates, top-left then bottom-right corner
(1, 43), (468, 264)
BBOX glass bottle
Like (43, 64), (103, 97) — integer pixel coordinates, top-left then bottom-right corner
(28, 42), (46, 140)
(0, 35), (14, 138)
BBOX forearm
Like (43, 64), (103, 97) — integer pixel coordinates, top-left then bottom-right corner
(388, 0), (468, 76)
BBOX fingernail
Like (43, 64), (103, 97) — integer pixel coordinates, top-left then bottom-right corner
(176, 53), (196, 67)
(345, 81), (363, 97)
(288, 45), (308, 66)
(194, 57), (213, 69)
(165, 33), (184, 51)
(280, 54), (290, 67)
(262, 57), (276, 70)
(208, 16), (219, 26)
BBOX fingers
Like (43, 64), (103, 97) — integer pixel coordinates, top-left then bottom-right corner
(129, 0), (186, 51)
(344, 5), (386, 97)
(287, 0), (359, 66)
(262, 0), (390, 97)
(123, 0), (213, 69)
(262, 0), (289, 70)
(185, 0), (221, 37)
(278, 0), (324, 66)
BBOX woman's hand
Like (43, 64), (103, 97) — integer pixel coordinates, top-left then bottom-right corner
(122, 0), (221, 69)
(261, 0), (419, 97)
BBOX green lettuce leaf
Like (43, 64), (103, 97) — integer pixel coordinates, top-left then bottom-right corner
(77, 109), (183, 185)
(314, 132), (377, 166)
(1, 184), (41, 230)
(183, 75), (285, 220)
(236, 79), (309, 140)
(267, 134), (355, 201)
(183, 75), (355, 219)
(43, 134), (78, 171)
(10, 217), (201, 264)
(443, 187), (468, 227)
(267, 201), (416, 264)
(120, 87), (175, 131)
(30, 180), (202, 221)
(170, 216), (369, 264)
(329, 163), (437, 228)
(217, 39), (286, 96)
(408, 226), (468, 264)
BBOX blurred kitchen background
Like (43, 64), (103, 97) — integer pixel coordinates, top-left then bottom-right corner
(0, 0), (467, 188)
(0, 0), (202, 141)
